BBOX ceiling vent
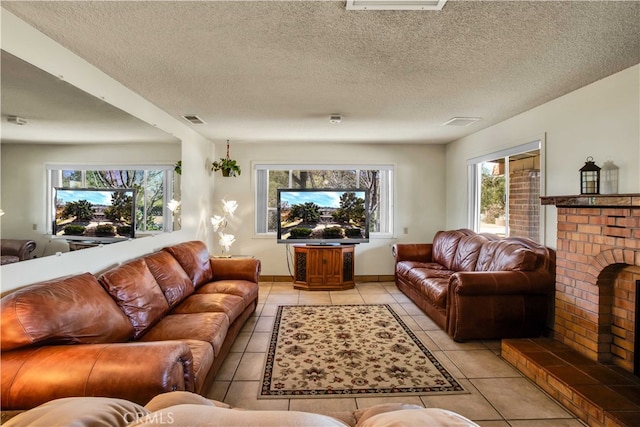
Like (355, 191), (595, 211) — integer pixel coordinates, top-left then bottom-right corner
(442, 117), (482, 127)
(181, 114), (206, 125)
(346, 0), (447, 11)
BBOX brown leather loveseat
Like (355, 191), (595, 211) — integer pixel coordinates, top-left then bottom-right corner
(0, 241), (260, 410)
(393, 229), (555, 342)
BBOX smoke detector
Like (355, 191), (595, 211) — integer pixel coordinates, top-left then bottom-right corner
(329, 114), (342, 124)
(7, 115), (28, 125)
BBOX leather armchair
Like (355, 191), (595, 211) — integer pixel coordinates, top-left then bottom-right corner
(0, 239), (36, 265)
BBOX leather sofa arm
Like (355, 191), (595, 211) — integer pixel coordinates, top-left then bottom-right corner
(1, 341), (194, 410)
(392, 243), (433, 262)
(0, 239), (36, 261)
(449, 270), (554, 296)
(210, 258), (261, 282)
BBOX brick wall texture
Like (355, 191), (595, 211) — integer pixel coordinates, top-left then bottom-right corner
(554, 207), (639, 372)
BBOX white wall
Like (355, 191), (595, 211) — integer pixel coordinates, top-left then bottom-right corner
(445, 64), (640, 248)
(1, 11), (213, 293)
(209, 142), (446, 276)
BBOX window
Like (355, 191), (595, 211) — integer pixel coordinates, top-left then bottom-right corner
(255, 164), (393, 236)
(47, 165), (176, 234)
(467, 139), (544, 242)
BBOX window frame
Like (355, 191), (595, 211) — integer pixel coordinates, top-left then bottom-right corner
(253, 163), (394, 238)
(46, 163), (176, 235)
(466, 137), (546, 241)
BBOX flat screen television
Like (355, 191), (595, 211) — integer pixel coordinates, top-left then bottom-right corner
(53, 188), (136, 240)
(277, 188), (370, 245)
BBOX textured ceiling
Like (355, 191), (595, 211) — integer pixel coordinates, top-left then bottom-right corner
(1, 51), (179, 144)
(2, 0), (639, 145)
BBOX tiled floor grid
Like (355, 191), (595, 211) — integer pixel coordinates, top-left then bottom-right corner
(206, 282), (587, 426)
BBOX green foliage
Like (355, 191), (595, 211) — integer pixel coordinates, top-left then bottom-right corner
(287, 202), (321, 223)
(95, 224), (115, 236)
(345, 228), (363, 237)
(322, 226), (344, 239)
(211, 158), (241, 177)
(61, 200), (94, 222)
(332, 192), (366, 226)
(289, 227), (313, 238)
(104, 192), (133, 223)
(174, 160), (182, 175)
(63, 224), (86, 235)
(481, 168), (505, 221)
(117, 225), (132, 236)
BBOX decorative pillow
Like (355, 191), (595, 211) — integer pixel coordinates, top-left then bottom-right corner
(143, 251), (194, 308)
(99, 258), (169, 339)
(0, 273), (133, 351)
(163, 241), (213, 288)
(3, 397), (149, 427)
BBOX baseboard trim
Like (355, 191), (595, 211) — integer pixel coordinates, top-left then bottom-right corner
(259, 275), (394, 283)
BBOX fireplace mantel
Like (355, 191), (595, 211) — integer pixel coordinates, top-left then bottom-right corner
(541, 193), (640, 208)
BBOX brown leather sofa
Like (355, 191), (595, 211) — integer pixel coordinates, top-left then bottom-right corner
(0, 239), (36, 265)
(393, 229), (555, 342)
(0, 240), (261, 410)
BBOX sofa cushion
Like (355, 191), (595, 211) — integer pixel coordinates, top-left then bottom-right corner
(476, 241), (537, 272)
(396, 261), (447, 277)
(405, 269), (449, 309)
(163, 241), (214, 288)
(172, 293), (245, 324)
(140, 313), (230, 356)
(181, 340), (215, 393)
(99, 258), (170, 339)
(452, 235), (487, 271)
(0, 273), (134, 351)
(358, 408), (479, 427)
(143, 250), (194, 308)
(2, 396), (149, 427)
(197, 280), (259, 309)
(129, 404), (349, 427)
(431, 230), (465, 270)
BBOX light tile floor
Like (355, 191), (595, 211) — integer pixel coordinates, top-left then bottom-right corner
(206, 282), (587, 426)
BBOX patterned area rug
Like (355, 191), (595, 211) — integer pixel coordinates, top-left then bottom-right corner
(259, 304), (466, 398)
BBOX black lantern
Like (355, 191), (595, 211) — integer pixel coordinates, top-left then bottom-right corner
(579, 156), (600, 195)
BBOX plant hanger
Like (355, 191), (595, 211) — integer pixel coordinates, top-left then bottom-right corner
(211, 139), (241, 177)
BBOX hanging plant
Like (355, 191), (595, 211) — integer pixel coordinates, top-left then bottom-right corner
(174, 160), (182, 175)
(211, 140), (241, 177)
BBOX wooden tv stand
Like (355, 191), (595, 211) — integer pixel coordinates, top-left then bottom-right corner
(292, 244), (355, 291)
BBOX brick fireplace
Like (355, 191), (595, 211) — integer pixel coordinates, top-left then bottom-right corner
(502, 194), (640, 427)
(540, 194), (640, 375)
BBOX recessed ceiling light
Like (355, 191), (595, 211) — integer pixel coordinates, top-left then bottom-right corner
(442, 117), (482, 127)
(346, 0), (447, 11)
(181, 114), (206, 125)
